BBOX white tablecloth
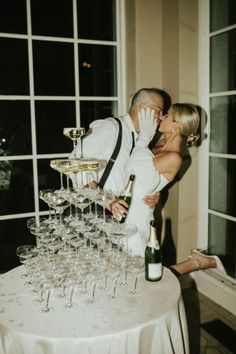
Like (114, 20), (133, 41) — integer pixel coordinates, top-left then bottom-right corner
(0, 266), (189, 354)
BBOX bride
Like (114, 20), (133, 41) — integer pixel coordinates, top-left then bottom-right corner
(111, 103), (199, 257)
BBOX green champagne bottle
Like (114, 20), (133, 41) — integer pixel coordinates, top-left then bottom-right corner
(119, 174), (135, 223)
(145, 220), (163, 281)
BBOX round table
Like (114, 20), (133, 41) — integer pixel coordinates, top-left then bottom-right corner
(0, 266), (189, 354)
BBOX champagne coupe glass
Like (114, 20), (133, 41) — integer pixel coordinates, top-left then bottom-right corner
(31, 271), (46, 304)
(28, 222), (49, 248)
(58, 159), (81, 191)
(70, 193), (92, 227)
(109, 272), (120, 299)
(84, 271), (99, 304)
(63, 127), (85, 157)
(83, 178), (99, 220)
(49, 195), (70, 228)
(50, 159), (79, 192)
(50, 159), (66, 191)
(54, 264), (70, 299)
(91, 187), (105, 223)
(78, 158), (106, 184)
(62, 266), (82, 309)
(128, 256), (144, 295)
(39, 189), (59, 224)
(77, 196), (93, 223)
(16, 245), (39, 280)
(40, 274), (55, 313)
(64, 284), (75, 309)
(77, 159), (98, 188)
(120, 255), (129, 286)
(16, 244), (38, 260)
(96, 189), (116, 224)
(67, 159), (82, 190)
(26, 216), (47, 230)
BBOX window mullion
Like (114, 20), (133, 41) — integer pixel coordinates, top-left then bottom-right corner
(26, 0), (40, 221)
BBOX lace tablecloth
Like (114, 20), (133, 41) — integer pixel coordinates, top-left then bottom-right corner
(0, 266), (189, 354)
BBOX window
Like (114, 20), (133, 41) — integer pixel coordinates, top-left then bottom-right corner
(200, 0), (236, 279)
(0, 0), (123, 271)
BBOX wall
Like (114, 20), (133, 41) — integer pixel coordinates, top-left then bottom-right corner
(176, 0), (199, 261)
(125, 0), (163, 106)
(125, 0), (199, 263)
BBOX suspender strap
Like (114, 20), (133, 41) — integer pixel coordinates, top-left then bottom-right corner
(130, 131), (135, 155)
(98, 117), (122, 188)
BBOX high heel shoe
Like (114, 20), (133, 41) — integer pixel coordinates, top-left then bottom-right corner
(191, 249), (227, 274)
(192, 246), (214, 255)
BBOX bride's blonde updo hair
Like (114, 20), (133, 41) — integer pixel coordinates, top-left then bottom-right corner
(170, 103), (200, 147)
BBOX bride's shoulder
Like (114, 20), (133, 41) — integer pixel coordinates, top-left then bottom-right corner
(153, 150), (182, 169)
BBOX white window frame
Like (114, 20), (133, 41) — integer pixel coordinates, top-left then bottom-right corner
(0, 0), (126, 222)
(193, 0), (236, 315)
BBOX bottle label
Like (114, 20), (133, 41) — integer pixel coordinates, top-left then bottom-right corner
(148, 263), (162, 280)
(147, 241), (160, 250)
(121, 192), (132, 198)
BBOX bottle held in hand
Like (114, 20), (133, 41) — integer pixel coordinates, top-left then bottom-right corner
(145, 220), (162, 282)
(119, 174), (135, 224)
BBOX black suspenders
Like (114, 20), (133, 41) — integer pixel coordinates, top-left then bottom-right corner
(98, 117), (122, 188)
(98, 117), (136, 189)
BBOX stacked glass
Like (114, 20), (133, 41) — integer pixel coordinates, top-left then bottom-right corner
(17, 156), (143, 313)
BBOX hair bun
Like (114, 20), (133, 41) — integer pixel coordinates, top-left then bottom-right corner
(186, 133), (199, 147)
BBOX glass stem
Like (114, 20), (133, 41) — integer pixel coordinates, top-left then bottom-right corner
(103, 206), (106, 222)
(95, 202), (98, 218)
(73, 140), (77, 151)
(103, 274), (108, 289)
(66, 174), (70, 191)
(59, 212), (63, 226)
(132, 274), (138, 294)
(81, 210), (84, 222)
(48, 206), (52, 220)
(80, 171), (84, 186)
(60, 172), (64, 190)
(80, 138), (83, 158)
(111, 279), (117, 298)
(122, 269), (127, 285)
(73, 173), (77, 190)
(89, 281), (96, 302)
(67, 286), (74, 307)
(81, 279), (87, 294)
(42, 289), (51, 312)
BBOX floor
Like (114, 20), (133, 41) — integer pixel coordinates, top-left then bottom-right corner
(182, 285), (236, 354)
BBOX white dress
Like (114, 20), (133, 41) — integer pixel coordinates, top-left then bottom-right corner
(124, 146), (169, 257)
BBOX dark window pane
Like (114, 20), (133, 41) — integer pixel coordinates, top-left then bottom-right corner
(208, 214), (236, 278)
(31, 0), (73, 38)
(0, 160), (34, 215)
(0, 101), (32, 156)
(210, 29), (236, 93)
(38, 159), (67, 205)
(35, 101), (76, 154)
(80, 101), (117, 130)
(77, 0), (116, 41)
(210, 0), (236, 32)
(79, 44), (117, 96)
(0, 38), (29, 95)
(0, 0), (27, 34)
(210, 96), (236, 154)
(209, 157), (236, 217)
(33, 41), (75, 96)
(0, 218), (34, 272)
